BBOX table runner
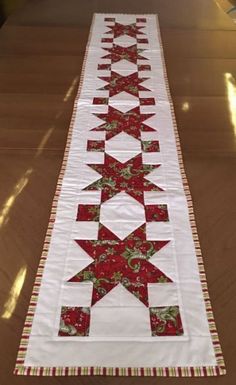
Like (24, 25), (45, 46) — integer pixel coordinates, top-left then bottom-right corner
(14, 14), (226, 377)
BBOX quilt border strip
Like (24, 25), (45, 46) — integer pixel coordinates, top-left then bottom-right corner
(14, 13), (226, 377)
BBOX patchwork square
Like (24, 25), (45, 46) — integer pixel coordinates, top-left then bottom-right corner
(142, 140), (160, 152)
(87, 140), (105, 152)
(145, 204), (169, 222)
(58, 307), (90, 337)
(149, 306), (183, 336)
(77, 204), (100, 221)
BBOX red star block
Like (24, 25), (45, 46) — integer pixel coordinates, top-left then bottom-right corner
(105, 22), (145, 38)
(83, 153), (163, 204)
(99, 71), (149, 97)
(102, 44), (147, 64)
(68, 238), (171, 307)
(92, 106), (155, 140)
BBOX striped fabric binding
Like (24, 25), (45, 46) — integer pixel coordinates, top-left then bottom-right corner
(14, 13), (226, 376)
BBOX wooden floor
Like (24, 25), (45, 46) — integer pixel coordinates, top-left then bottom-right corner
(0, 0), (236, 383)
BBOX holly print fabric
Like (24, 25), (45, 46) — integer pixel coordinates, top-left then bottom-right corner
(15, 14), (225, 377)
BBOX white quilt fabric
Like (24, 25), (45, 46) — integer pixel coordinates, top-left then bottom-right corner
(15, 14), (225, 376)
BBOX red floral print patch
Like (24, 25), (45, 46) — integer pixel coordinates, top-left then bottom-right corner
(77, 204), (100, 221)
(93, 97), (108, 104)
(97, 64), (111, 70)
(149, 306), (184, 336)
(145, 204), (169, 222)
(58, 307), (90, 337)
(137, 38), (148, 44)
(140, 97), (155, 106)
(138, 64), (151, 71)
(87, 140), (105, 152)
(101, 37), (113, 43)
(142, 140), (160, 152)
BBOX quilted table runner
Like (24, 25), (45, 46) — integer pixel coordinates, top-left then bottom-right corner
(15, 14), (226, 377)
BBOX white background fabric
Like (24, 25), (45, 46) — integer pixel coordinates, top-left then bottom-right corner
(25, 14), (217, 368)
